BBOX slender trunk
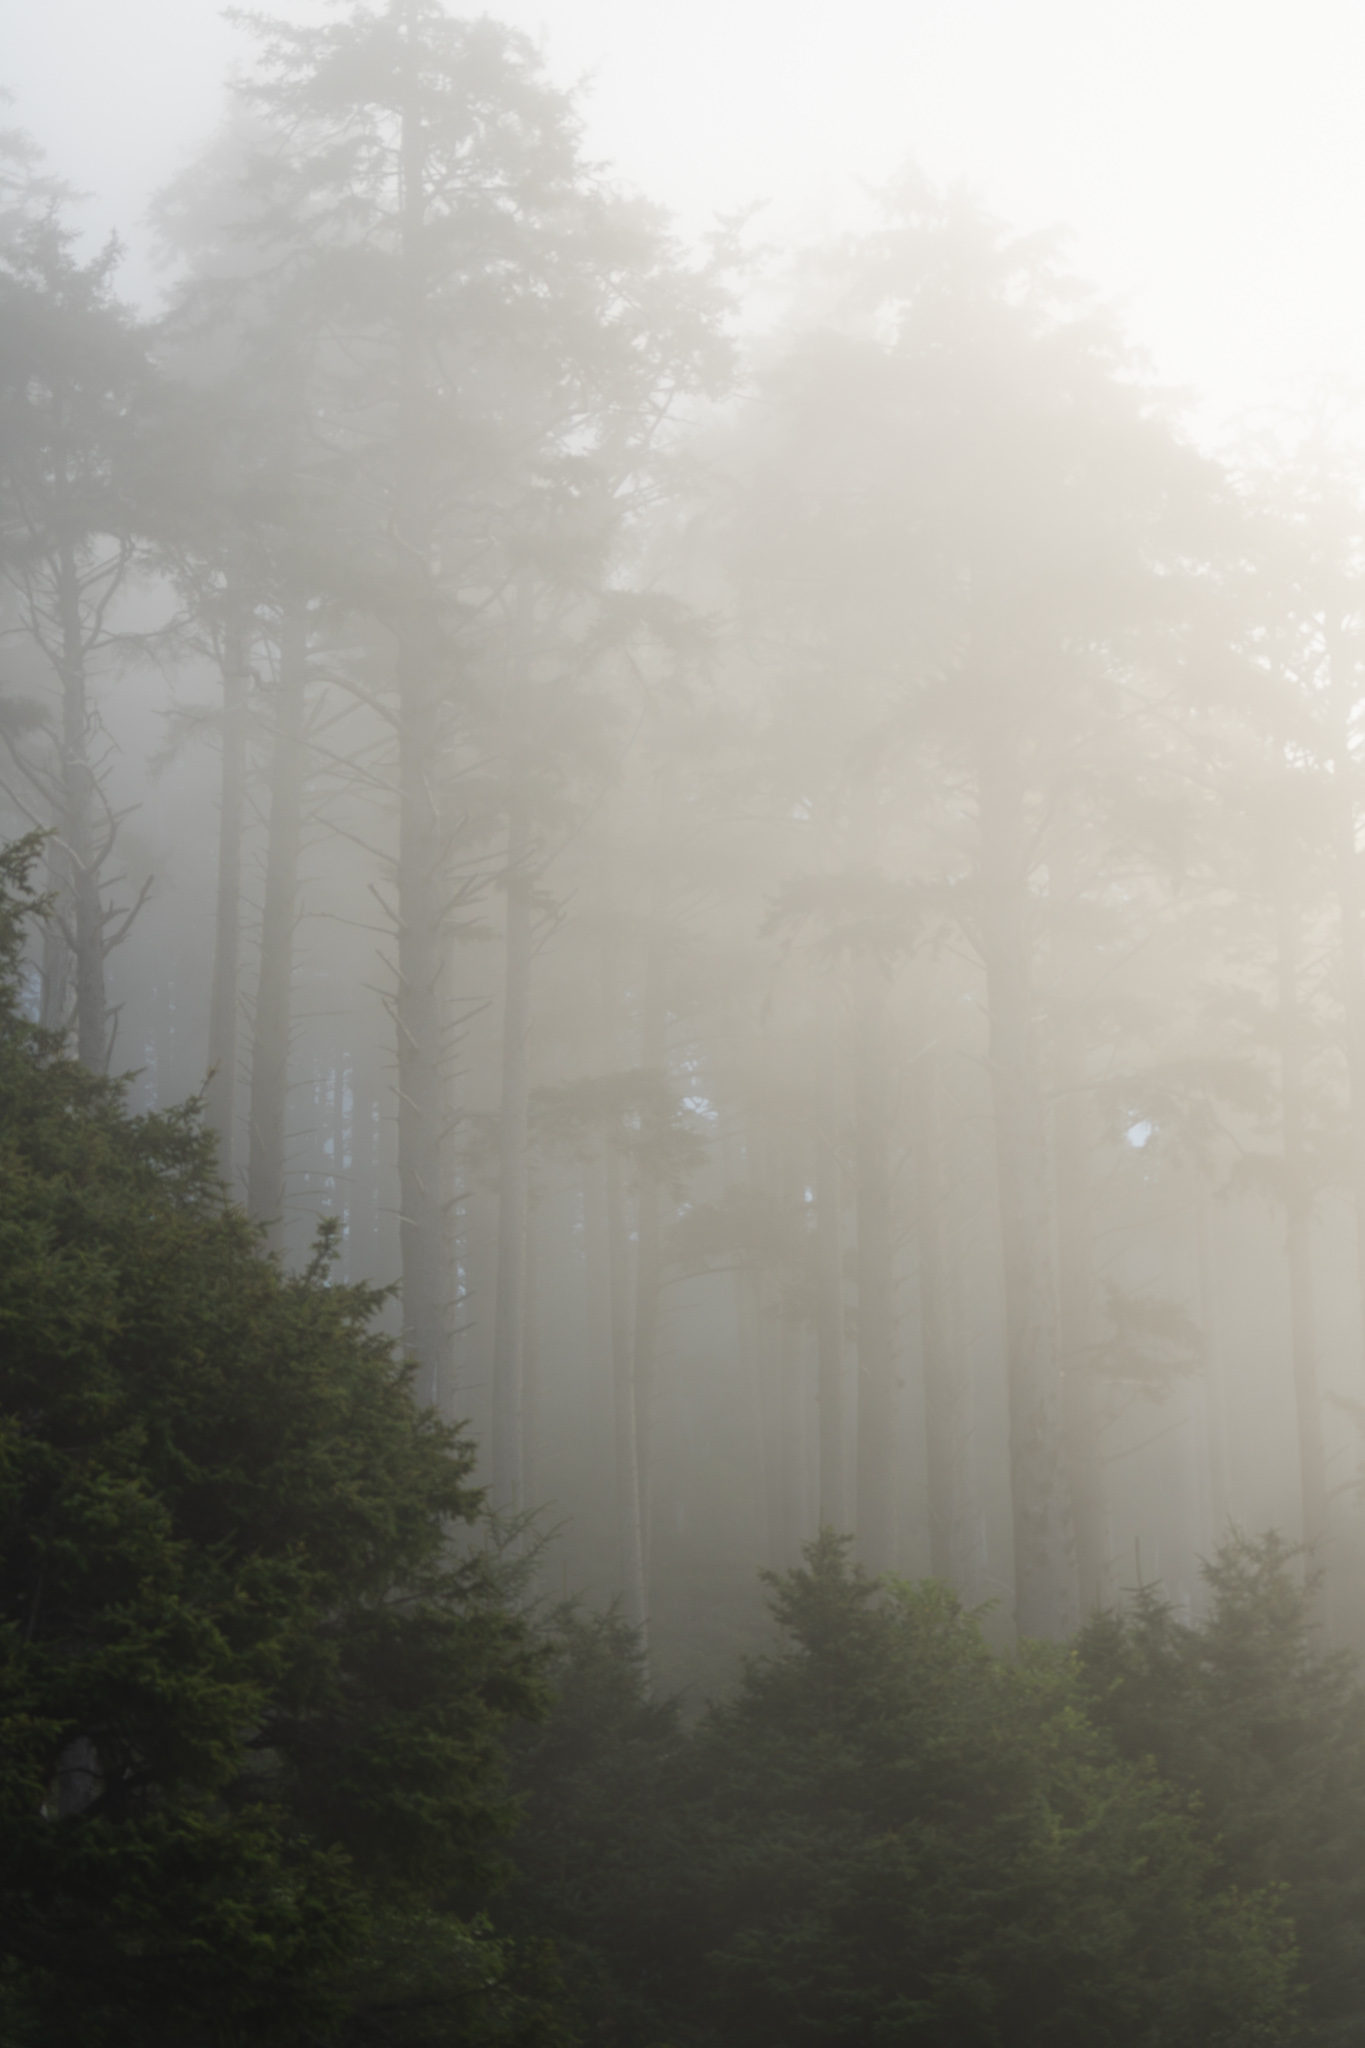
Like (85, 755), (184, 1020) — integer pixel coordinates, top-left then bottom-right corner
(55, 1736), (101, 1818)
(975, 708), (1074, 1638)
(39, 835), (72, 1038)
(584, 1134), (613, 1405)
(1276, 892), (1328, 1561)
(205, 596), (249, 1176)
(1322, 622), (1365, 1403)
(631, 865), (669, 1586)
(777, 1256), (805, 1563)
(395, 624), (451, 1396)
(815, 1008), (846, 1529)
(1334, 847), (1365, 1374)
(393, 59), (451, 1399)
(602, 927), (647, 1636)
(911, 1032), (964, 1584)
(246, 605), (308, 1246)
(1053, 1005), (1108, 1612)
(521, 1186), (541, 1508)
(492, 796), (534, 1513)
(1196, 1185), (1233, 1546)
(751, 1127), (791, 1566)
(853, 958), (895, 1573)
(607, 1130), (647, 1633)
(54, 543), (105, 1069)
(737, 1255), (774, 1563)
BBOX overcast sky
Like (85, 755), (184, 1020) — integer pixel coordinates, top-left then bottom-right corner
(7, 0), (1365, 432)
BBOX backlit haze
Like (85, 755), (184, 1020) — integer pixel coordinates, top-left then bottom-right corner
(8, 0), (1365, 432)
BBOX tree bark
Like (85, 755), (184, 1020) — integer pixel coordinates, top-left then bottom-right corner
(601, 924), (647, 1637)
(48, 542), (106, 1069)
(392, 47), (453, 1401)
(911, 1032), (965, 1585)
(607, 1124), (647, 1634)
(1195, 1184), (1234, 1549)
(492, 794), (534, 1513)
(1319, 619), (1365, 1418)
(853, 957), (895, 1573)
(1053, 1003), (1108, 1613)
(205, 594), (249, 1178)
(974, 705), (1074, 1638)
(38, 837), (72, 1041)
(750, 1126), (796, 1566)
(631, 860), (669, 1586)
(521, 1184), (541, 1508)
(583, 1132), (614, 1413)
(246, 604), (307, 1246)
(1276, 891), (1329, 1563)
(814, 1005), (846, 1529)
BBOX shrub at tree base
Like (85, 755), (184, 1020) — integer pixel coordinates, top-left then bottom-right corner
(0, 837), (553, 2046)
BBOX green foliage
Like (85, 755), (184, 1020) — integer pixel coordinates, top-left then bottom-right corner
(508, 1534), (1298, 2048)
(0, 837), (552, 2044)
(1078, 1533), (1365, 2045)
(502, 1605), (686, 2044)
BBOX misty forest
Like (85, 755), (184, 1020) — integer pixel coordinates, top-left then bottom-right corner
(13, 5), (1365, 2044)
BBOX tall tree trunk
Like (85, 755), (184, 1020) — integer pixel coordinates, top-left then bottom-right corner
(631, 862), (669, 1587)
(38, 836), (72, 1040)
(607, 1128), (647, 1634)
(777, 1252), (806, 1563)
(814, 1006), (846, 1529)
(750, 1126), (793, 1567)
(724, 1118), (774, 1563)
(392, 56), (452, 1400)
(1334, 835), (1365, 1364)
(521, 1185), (541, 1509)
(330, 1058), (349, 1249)
(975, 708), (1074, 1638)
(205, 595), (249, 1177)
(50, 543), (105, 1069)
(1322, 620), (1365, 1411)
(247, 605), (307, 1246)
(1276, 891), (1329, 1564)
(1053, 1003), (1108, 1613)
(853, 957), (895, 1573)
(583, 1131), (614, 1444)
(602, 926), (647, 1637)
(492, 795), (534, 1513)
(1195, 1183), (1234, 1549)
(911, 1031), (965, 1584)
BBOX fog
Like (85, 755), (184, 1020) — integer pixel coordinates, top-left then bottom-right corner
(18, 0), (1365, 416)
(8, 0), (1365, 1687)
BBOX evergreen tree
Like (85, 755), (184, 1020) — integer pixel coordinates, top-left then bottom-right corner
(508, 1536), (1299, 2048)
(231, 0), (726, 1407)
(1080, 1533), (1365, 2045)
(0, 836), (553, 2045)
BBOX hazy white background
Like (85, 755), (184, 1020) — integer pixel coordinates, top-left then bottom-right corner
(6, 0), (1365, 428)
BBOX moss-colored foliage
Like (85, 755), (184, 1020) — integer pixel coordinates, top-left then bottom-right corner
(1078, 1534), (1365, 2046)
(509, 1533), (1298, 2047)
(0, 837), (551, 2044)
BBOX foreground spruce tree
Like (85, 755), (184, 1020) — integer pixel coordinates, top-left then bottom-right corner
(0, 838), (552, 2045)
(1078, 1535), (1365, 2048)
(506, 1535), (1300, 2048)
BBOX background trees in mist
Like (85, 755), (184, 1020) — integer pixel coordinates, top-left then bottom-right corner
(11, 2), (1365, 1684)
